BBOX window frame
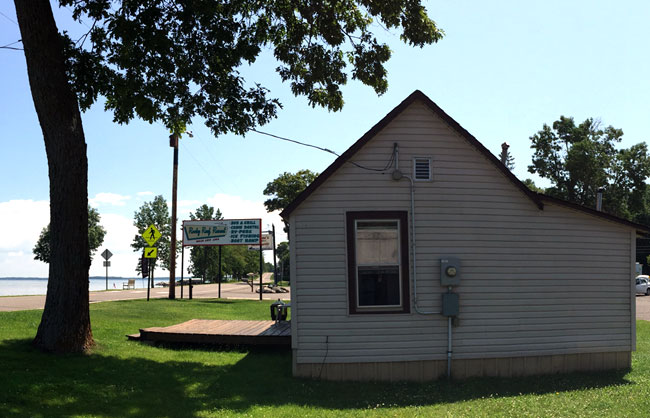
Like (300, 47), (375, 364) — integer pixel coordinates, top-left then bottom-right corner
(346, 211), (410, 315)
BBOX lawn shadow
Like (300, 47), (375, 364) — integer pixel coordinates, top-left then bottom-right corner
(188, 299), (238, 305)
(0, 338), (634, 417)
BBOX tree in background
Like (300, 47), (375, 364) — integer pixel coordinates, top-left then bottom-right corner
(15, 0), (443, 352)
(187, 205), (223, 283)
(33, 206), (106, 264)
(528, 116), (650, 221)
(276, 241), (290, 282)
(264, 170), (319, 233)
(522, 179), (545, 194)
(131, 195), (174, 275)
(221, 246), (259, 280)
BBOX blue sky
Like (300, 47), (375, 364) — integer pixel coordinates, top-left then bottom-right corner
(1, 1), (649, 277)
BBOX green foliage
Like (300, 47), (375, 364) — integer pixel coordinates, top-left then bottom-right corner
(264, 170), (318, 232)
(188, 205), (223, 282)
(522, 178), (544, 194)
(528, 116), (650, 221)
(276, 241), (290, 281)
(131, 195), (174, 272)
(221, 246), (260, 280)
(33, 206), (106, 263)
(61, 0), (444, 135)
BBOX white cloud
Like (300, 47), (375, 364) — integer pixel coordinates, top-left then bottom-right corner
(177, 199), (202, 209)
(0, 194), (287, 278)
(0, 200), (49, 252)
(0, 199), (49, 276)
(89, 213), (140, 277)
(89, 192), (131, 207)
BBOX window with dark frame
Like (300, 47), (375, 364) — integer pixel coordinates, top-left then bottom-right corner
(346, 211), (410, 314)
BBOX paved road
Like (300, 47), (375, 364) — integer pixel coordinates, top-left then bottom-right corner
(0, 277), (290, 312)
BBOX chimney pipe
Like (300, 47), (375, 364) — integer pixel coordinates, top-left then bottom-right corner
(500, 142), (509, 165)
(596, 187), (603, 211)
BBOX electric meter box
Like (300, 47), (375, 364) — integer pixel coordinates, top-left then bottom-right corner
(440, 257), (460, 286)
(442, 292), (459, 317)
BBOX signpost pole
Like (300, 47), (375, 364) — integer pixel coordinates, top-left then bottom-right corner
(101, 249), (113, 290)
(259, 239), (263, 301)
(218, 246), (222, 298)
(169, 134), (179, 300)
(180, 243), (184, 299)
(272, 224), (277, 285)
(146, 254), (151, 302)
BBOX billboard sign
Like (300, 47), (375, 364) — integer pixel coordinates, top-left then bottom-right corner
(248, 233), (273, 251)
(182, 219), (261, 246)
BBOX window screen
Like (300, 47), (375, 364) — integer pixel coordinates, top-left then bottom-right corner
(346, 211), (410, 314)
(356, 221), (401, 307)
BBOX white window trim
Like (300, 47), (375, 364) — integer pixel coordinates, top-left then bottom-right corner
(354, 219), (403, 310)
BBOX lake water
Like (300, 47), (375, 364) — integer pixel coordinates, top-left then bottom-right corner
(0, 277), (152, 296)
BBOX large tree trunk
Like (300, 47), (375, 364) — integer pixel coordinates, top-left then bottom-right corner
(14, 0), (94, 352)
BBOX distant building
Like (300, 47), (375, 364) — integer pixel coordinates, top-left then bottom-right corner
(281, 90), (648, 381)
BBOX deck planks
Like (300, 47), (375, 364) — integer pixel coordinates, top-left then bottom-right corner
(136, 319), (291, 347)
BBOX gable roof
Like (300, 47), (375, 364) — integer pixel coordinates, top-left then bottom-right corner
(280, 90), (650, 233)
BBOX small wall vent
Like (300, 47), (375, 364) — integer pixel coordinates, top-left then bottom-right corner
(413, 158), (432, 181)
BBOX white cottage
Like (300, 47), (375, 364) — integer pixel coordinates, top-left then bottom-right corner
(281, 90), (648, 381)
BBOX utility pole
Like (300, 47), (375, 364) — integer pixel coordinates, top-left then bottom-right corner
(169, 133), (179, 299)
(272, 224), (277, 285)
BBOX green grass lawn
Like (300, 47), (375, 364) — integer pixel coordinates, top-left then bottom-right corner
(2, 299), (650, 417)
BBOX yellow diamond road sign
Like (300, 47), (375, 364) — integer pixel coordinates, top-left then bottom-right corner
(142, 224), (161, 246)
(144, 247), (157, 258)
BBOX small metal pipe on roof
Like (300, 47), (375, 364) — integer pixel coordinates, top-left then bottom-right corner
(597, 187), (604, 211)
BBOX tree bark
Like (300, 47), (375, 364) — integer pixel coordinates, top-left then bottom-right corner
(14, 0), (94, 352)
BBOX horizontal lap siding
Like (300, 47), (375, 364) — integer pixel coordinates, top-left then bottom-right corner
(292, 101), (632, 364)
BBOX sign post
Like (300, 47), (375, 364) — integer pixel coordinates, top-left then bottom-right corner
(101, 249), (113, 290)
(141, 225), (160, 301)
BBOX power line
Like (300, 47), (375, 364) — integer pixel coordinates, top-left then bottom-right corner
(194, 131), (244, 192)
(251, 129), (395, 173)
(179, 139), (228, 195)
(1, 40), (21, 48)
(251, 129), (339, 157)
(0, 11), (18, 26)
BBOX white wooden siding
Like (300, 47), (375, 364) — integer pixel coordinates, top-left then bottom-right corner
(291, 101), (634, 364)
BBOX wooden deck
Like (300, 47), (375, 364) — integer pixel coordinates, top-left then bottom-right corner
(132, 319), (291, 347)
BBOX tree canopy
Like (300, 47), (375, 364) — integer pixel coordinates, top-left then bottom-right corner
(528, 116), (650, 221)
(187, 204), (223, 281)
(131, 195), (175, 272)
(62, 0), (444, 135)
(33, 206), (106, 264)
(14, 0), (443, 352)
(264, 169), (319, 232)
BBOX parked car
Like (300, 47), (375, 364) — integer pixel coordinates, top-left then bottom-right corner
(636, 275), (650, 295)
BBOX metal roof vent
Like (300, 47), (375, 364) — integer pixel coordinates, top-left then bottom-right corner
(413, 157), (432, 181)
